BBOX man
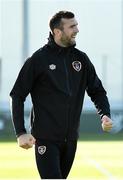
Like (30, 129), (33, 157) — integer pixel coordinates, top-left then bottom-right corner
(10, 11), (113, 179)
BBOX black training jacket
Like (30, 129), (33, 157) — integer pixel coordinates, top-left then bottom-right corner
(10, 34), (110, 141)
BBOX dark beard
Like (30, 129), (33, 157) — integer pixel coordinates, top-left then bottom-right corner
(60, 37), (76, 47)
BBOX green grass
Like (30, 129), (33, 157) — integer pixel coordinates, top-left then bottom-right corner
(0, 140), (123, 180)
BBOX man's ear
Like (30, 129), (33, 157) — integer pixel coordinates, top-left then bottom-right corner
(54, 28), (62, 37)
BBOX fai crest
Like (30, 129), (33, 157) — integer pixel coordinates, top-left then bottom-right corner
(72, 61), (82, 72)
(38, 146), (46, 155)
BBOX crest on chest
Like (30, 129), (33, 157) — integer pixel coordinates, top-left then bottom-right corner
(72, 61), (82, 72)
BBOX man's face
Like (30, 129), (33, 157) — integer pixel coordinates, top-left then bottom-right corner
(59, 18), (79, 47)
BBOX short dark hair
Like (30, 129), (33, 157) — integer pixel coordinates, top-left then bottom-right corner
(49, 11), (75, 33)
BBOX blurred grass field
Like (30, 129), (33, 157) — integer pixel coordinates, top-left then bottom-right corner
(0, 135), (123, 180)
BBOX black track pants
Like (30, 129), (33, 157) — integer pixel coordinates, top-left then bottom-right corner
(35, 139), (77, 179)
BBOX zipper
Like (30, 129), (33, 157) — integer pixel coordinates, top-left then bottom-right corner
(64, 102), (69, 142)
(63, 58), (71, 96)
(63, 58), (71, 141)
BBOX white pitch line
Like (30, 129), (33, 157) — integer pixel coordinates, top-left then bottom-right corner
(84, 157), (117, 180)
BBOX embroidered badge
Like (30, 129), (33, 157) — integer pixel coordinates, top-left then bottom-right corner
(49, 64), (56, 70)
(72, 61), (82, 72)
(38, 146), (46, 155)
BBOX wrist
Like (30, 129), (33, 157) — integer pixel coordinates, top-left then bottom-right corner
(101, 114), (111, 120)
(16, 132), (27, 138)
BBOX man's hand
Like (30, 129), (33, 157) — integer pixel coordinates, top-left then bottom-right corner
(17, 134), (36, 149)
(101, 115), (113, 132)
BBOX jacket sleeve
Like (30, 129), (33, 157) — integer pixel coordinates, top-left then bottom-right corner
(10, 54), (38, 137)
(85, 54), (111, 118)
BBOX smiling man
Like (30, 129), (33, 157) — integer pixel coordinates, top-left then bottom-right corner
(52, 17), (79, 47)
(10, 11), (113, 179)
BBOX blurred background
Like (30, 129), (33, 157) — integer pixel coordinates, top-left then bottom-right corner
(0, 1), (123, 180)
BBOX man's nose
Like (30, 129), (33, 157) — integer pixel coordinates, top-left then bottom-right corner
(75, 27), (79, 33)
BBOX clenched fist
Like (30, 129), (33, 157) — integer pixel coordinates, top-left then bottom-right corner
(17, 134), (36, 149)
(101, 115), (113, 132)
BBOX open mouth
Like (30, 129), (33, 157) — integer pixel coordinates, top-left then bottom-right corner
(71, 35), (76, 38)
(71, 34), (77, 39)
